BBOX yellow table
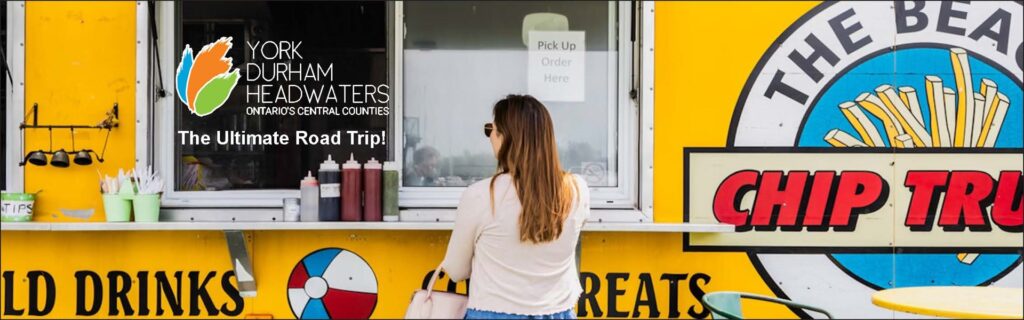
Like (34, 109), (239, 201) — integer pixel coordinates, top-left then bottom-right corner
(872, 286), (1024, 319)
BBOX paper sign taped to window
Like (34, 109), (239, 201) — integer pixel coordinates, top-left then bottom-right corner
(528, 31), (585, 102)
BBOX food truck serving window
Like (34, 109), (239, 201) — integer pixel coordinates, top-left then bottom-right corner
(154, 1), (639, 211)
(399, 1), (637, 209)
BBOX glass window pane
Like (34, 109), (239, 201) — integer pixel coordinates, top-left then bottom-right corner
(403, 1), (618, 188)
(2, 4), (7, 191)
(175, 1), (390, 191)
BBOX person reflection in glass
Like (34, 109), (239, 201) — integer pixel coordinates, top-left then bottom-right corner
(405, 146), (441, 186)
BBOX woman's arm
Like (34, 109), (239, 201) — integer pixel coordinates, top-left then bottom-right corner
(440, 189), (483, 282)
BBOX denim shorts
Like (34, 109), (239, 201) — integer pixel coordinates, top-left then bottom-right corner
(464, 308), (576, 319)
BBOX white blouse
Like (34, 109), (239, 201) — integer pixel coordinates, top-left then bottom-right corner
(441, 174), (590, 315)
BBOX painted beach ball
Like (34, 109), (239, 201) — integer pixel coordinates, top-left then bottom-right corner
(288, 248), (378, 319)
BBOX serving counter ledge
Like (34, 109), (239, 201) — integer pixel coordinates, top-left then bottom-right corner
(0, 221), (733, 233)
(1, 210), (732, 297)
(1, 208), (735, 233)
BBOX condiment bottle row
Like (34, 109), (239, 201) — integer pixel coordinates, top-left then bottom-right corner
(289, 153), (399, 222)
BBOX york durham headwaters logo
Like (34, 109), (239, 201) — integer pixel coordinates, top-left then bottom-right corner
(174, 38), (390, 149)
(175, 37), (390, 118)
(176, 37), (241, 117)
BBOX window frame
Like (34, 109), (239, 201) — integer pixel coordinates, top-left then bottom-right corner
(147, 1), (650, 221)
(152, 1), (396, 208)
(394, 1), (641, 215)
(3, 1), (25, 193)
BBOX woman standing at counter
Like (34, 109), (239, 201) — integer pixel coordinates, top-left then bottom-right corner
(441, 94), (590, 319)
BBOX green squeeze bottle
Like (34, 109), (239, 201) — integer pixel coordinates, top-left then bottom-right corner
(382, 161), (400, 222)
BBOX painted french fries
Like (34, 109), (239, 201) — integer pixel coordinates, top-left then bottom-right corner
(980, 93), (1010, 148)
(972, 92), (986, 146)
(823, 47), (1016, 266)
(877, 84), (932, 147)
(824, 129), (867, 147)
(924, 76), (951, 147)
(957, 253), (979, 265)
(825, 48), (1011, 149)
(943, 87), (957, 142)
(894, 134), (915, 148)
(839, 102), (885, 147)
(855, 92), (904, 146)
(951, 48), (975, 147)
(898, 86), (925, 126)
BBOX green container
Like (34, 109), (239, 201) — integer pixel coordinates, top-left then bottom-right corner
(1, 192), (35, 222)
(382, 162), (400, 222)
(102, 194), (132, 222)
(133, 194), (161, 222)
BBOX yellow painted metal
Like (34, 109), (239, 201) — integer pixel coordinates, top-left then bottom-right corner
(652, 0), (818, 224)
(22, 1), (137, 222)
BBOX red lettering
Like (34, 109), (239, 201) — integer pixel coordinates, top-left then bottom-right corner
(830, 171), (887, 229)
(939, 171), (994, 230)
(904, 171), (949, 230)
(752, 171), (808, 227)
(802, 171), (835, 228)
(703, 162), (1017, 233)
(992, 171), (1023, 231)
(712, 170), (758, 227)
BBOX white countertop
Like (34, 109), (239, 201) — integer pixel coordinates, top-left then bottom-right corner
(0, 221), (733, 233)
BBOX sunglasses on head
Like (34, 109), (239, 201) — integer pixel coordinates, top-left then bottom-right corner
(484, 123), (494, 138)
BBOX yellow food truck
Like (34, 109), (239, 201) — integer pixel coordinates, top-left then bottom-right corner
(1, 1), (1021, 318)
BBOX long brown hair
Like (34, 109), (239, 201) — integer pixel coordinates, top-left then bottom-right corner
(490, 94), (578, 244)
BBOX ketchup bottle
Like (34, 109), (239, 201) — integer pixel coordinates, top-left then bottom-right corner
(341, 153), (363, 221)
(363, 158), (383, 222)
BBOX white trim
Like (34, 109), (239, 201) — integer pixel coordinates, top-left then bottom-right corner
(390, 1), (403, 167)
(639, 1), (655, 220)
(4, 1), (25, 193)
(606, 1), (619, 188)
(153, 0), (176, 206)
(400, 207), (651, 223)
(607, 0), (639, 210)
(135, 1), (151, 170)
(0, 221), (734, 233)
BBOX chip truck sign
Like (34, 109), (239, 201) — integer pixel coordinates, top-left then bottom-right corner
(686, 148), (1022, 251)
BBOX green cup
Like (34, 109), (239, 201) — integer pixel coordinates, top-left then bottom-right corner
(102, 194), (132, 222)
(133, 194), (161, 222)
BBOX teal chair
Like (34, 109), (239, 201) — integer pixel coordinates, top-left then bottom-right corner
(702, 291), (833, 319)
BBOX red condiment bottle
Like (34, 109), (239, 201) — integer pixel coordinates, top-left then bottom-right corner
(341, 153), (363, 221)
(363, 157), (383, 222)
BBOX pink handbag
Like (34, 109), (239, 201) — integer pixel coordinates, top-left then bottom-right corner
(405, 265), (468, 319)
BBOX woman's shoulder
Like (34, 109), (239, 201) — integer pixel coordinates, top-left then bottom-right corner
(568, 174), (589, 196)
(461, 175), (507, 202)
(568, 173), (589, 188)
(466, 174), (504, 192)
(461, 173), (587, 200)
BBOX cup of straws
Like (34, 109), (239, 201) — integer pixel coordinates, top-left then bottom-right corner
(99, 169), (133, 222)
(99, 166), (164, 222)
(131, 166), (164, 222)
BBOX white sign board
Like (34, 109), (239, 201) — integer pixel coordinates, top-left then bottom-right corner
(528, 31), (585, 102)
(685, 149), (1023, 249)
